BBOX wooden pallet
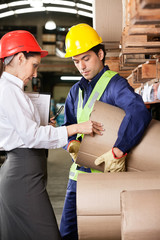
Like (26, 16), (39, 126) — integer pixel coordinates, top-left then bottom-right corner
(128, 24), (160, 36)
(129, 0), (160, 24)
(126, 59), (159, 88)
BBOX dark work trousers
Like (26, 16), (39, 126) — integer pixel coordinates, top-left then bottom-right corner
(60, 179), (78, 240)
(0, 148), (61, 240)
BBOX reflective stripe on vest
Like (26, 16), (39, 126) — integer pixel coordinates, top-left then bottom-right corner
(77, 70), (117, 139)
(69, 162), (101, 181)
(69, 70), (117, 181)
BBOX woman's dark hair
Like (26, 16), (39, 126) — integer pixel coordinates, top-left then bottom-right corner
(22, 51), (41, 59)
(0, 59), (4, 78)
(0, 51), (41, 78)
(90, 44), (106, 66)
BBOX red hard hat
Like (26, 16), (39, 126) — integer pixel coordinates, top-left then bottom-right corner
(0, 30), (48, 59)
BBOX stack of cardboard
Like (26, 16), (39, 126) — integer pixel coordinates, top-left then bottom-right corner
(77, 173), (160, 240)
(121, 189), (160, 240)
(76, 101), (160, 239)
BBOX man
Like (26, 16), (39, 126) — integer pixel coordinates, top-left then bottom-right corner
(60, 23), (152, 240)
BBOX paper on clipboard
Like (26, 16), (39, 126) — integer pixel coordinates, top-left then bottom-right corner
(26, 92), (51, 126)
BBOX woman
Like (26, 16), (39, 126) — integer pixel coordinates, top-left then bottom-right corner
(0, 30), (103, 240)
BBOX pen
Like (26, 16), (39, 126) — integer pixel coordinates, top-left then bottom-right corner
(53, 105), (64, 120)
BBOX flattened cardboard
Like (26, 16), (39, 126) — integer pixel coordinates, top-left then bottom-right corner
(77, 172), (160, 240)
(121, 189), (160, 240)
(76, 100), (160, 172)
(76, 101), (125, 171)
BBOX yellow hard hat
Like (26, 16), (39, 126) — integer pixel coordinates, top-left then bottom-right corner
(65, 23), (102, 58)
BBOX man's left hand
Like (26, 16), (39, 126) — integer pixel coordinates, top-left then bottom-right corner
(94, 148), (127, 172)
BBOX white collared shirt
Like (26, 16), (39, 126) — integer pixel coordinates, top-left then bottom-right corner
(0, 72), (68, 151)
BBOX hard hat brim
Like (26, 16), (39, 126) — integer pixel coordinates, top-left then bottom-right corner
(40, 50), (48, 58)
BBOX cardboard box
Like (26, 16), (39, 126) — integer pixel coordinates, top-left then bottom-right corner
(43, 44), (56, 55)
(76, 100), (160, 172)
(42, 34), (56, 42)
(121, 189), (160, 240)
(77, 172), (160, 240)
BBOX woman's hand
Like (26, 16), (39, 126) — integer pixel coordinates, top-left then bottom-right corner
(49, 117), (57, 127)
(66, 120), (104, 137)
(91, 121), (105, 136)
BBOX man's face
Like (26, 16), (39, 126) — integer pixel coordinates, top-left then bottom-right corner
(72, 49), (104, 81)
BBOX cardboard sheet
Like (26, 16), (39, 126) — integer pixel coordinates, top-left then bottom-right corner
(77, 172), (160, 240)
(121, 189), (160, 240)
(76, 100), (160, 172)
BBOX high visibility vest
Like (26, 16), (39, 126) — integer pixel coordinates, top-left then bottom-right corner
(69, 70), (117, 181)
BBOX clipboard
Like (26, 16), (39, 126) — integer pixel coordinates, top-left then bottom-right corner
(26, 92), (51, 126)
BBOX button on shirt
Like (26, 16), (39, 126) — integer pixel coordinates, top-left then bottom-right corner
(0, 72), (68, 151)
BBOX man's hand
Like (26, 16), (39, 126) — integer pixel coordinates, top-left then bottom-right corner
(67, 140), (81, 162)
(94, 148), (127, 172)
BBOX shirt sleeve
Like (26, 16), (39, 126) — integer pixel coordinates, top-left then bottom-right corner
(109, 75), (152, 153)
(63, 85), (79, 150)
(1, 85), (68, 149)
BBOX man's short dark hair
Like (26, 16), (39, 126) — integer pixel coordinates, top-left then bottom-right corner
(90, 44), (106, 66)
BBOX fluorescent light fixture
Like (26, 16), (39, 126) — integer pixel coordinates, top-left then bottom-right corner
(28, 0), (43, 8)
(45, 20), (56, 30)
(15, 7), (45, 14)
(0, 1), (93, 18)
(78, 10), (93, 18)
(0, 10), (14, 18)
(80, 0), (93, 3)
(43, 0), (75, 7)
(76, 3), (92, 11)
(46, 6), (77, 14)
(8, 1), (29, 7)
(61, 76), (81, 81)
(0, 7), (77, 18)
(0, 4), (8, 10)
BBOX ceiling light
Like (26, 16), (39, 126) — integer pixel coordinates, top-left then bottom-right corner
(60, 76), (81, 81)
(0, 3), (8, 10)
(78, 10), (93, 18)
(8, 1), (29, 7)
(0, 10), (14, 18)
(15, 7), (45, 14)
(45, 20), (56, 30)
(46, 6), (77, 14)
(80, 0), (93, 3)
(76, 3), (93, 11)
(43, 0), (75, 7)
(28, 0), (43, 8)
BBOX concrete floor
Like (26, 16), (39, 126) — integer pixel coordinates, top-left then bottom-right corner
(47, 148), (72, 226)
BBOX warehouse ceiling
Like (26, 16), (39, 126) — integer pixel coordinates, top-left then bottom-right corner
(0, 0), (93, 79)
(0, 0), (93, 18)
(0, 0), (93, 37)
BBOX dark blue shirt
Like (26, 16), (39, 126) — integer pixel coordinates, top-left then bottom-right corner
(64, 65), (152, 154)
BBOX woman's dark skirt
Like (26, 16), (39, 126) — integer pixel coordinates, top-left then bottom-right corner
(0, 148), (61, 240)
